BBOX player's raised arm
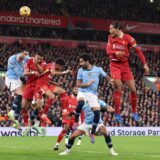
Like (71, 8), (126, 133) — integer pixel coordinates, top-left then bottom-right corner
(128, 35), (149, 74)
(50, 68), (71, 76)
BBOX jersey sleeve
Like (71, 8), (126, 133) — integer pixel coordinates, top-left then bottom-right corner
(126, 34), (136, 47)
(8, 57), (16, 68)
(45, 63), (53, 70)
(24, 59), (31, 70)
(77, 68), (83, 80)
(99, 67), (107, 78)
(99, 100), (107, 109)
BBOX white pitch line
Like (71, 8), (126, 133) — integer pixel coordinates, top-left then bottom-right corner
(0, 146), (160, 158)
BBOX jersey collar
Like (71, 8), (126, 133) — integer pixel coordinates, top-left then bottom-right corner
(118, 31), (124, 38)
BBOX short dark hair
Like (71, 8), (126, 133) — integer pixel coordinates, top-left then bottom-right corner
(111, 21), (123, 30)
(55, 58), (65, 66)
(80, 53), (94, 64)
(36, 51), (45, 57)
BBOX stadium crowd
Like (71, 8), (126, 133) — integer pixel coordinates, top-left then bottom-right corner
(0, 0), (159, 23)
(0, 25), (160, 45)
(0, 42), (159, 127)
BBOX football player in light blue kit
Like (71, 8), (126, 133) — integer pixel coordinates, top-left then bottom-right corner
(6, 50), (29, 128)
(74, 53), (110, 143)
(59, 100), (118, 156)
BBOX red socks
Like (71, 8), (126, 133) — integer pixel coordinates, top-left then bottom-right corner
(44, 98), (53, 114)
(22, 109), (29, 126)
(57, 130), (66, 143)
(130, 92), (137, 113)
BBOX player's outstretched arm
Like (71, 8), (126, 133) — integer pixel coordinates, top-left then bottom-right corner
(50, 68), (72, 76)
(132, 44), (149, 75)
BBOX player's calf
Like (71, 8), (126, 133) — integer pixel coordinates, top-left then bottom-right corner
(91, 110), (100, 134)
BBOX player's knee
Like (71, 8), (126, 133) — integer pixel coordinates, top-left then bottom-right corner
(100, 127), (107, 135)
(129, 88), (136, 93)
(114, 81), (122, 90)
(46, 91), (55, 99)
(130, 91), (137, 97)
(58, 87), (66, 94)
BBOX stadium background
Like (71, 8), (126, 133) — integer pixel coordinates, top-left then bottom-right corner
(0, 0), (159, 128)
(0, 1), (160, 160)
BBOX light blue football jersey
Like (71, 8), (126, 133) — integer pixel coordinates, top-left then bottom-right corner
(77, 65), (106, 95)
(6, 55), (29, 79)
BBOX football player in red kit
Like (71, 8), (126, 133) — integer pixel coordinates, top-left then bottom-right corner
(53, 87), (84, 150)
(34, 59), (72, 125)
(106, 21), (149, 123)
(22, 51), (46, 126)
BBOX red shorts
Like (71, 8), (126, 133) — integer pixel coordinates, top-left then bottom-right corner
(41, 84), (56, 93)
(62, 117), (75, 129)
(22, 83), (35, 100)
(110, 61), (134, 81)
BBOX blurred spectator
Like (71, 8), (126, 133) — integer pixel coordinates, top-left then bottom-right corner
(0, 25), (160, 45)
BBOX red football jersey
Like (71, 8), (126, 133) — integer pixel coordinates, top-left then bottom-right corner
(106, 33), (136, 62)
(24, 59), (46, 84)
(62, 95), (77, 117)
(36, 62), (55, 86)
(66, 95), (77, 113)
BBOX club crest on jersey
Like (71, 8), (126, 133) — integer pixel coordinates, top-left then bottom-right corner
(88, 72), (92, 77)
(112, 44), (125, 50)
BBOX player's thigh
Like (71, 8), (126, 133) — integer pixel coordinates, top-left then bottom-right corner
(22, 84), (35, 103)
(85, 93), (100, 109)
(71, 129), (85, 139)
(98, 124), (108, 135)
(77, 92), (85, 101)
(53, 86), (65, 94)
(22, 98), (30, 109)
(15, 87), (23, 95)
(45, 90), (55, 99)
(78, 124), (91, 134)
(125, 79), (136, 92)
(122, 67), (134, 81)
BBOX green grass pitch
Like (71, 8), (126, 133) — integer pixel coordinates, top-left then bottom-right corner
(0, 136), (160, 160)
